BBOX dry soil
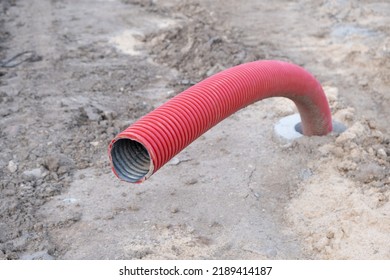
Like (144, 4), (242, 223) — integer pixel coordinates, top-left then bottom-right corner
(0, 0), (389, 259)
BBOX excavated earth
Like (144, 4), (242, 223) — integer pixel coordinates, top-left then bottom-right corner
(0, 0), (389, 259)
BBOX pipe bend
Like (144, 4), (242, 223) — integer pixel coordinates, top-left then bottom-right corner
(109, 60), (332, 183)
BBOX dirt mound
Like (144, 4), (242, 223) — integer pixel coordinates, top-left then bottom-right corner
(287, 90), (390, 259)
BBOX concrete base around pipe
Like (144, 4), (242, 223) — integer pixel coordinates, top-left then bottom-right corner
(274, 113), (347, 141)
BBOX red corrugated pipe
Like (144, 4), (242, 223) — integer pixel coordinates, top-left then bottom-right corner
(109, 60), (332, 183)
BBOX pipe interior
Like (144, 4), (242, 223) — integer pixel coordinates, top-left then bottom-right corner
(294, 122), (303, 134)
(111, 138), (151, 183)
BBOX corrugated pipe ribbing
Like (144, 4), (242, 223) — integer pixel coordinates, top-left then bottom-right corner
(109, 60), (332, 183)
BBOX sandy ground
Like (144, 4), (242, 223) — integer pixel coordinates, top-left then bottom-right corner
(0, 0), (389, 260)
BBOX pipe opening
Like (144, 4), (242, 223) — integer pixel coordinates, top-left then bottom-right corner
(110, 138), (151, 183)
(295, 122), (303, 134)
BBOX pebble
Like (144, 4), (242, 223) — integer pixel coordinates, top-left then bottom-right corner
(180, 79), (197, 86)
(44, 156), (60, 172)
(62, 197), (78, 204)
(185, 178), (198, 185)
(168, 157), (180, 165)
(90, 141), (99, 147)
(22, 168), (42, 181)
(103, 110), (117, 121)
(7, 160), (17, 173)
(168, 156), (192, 166)
(57, 165), (70, 176)
(377, 148), (387, 160)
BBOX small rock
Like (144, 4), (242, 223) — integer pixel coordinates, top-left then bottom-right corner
(43, 156), (60, 172)
(22, 168), (42, 181)
(185, 178), (198, 185)
(377, 148), (387, 160)
(63, 198), (78, 204)
(7, 160), (17, 173)
(57, 165), (70, 176)
(103, 110), (117, 121)
(367, 120), (377, 129)
(168, 156), (192, 166)
(90, 141), (99, 147)
(326, 230), (335, 239)
(168, 157), (181, 165)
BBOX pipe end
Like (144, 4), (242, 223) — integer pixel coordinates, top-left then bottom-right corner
(110, 138), (153, 183)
